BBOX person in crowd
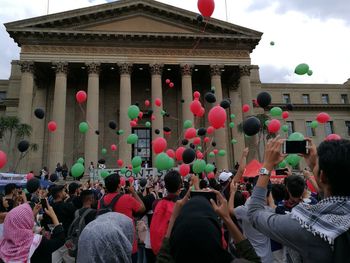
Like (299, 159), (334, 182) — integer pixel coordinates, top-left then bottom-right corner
(157, 190), (261, 263)
(3, 183), (16, 211)
(219, 171), (233, 200)
(247, 138), (350, 263)
(26, 178), (41, 205)
(98, 173), (145, 263)
(56, 163), (62, 178)
(40, 166), (49, 181)
(66, 182), (82, 209)
(77, 212), (134, 263)
(62, 163), (68, 181)
(88, 162), (95, 181)
(0, 201), (65, 263)
(76, 190), (97, 226)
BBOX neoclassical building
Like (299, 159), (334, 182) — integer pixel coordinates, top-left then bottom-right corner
(1, 0), (349, 173)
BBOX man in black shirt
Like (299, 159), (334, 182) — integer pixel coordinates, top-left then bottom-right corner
(4, 183), (16, 211)
(66, 182), (82, 209)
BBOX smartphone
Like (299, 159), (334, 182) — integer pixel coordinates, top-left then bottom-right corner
(190, 191), (217, 203)
(40, 199), (48, 210)
(275, 168), (288, 176)
(283, 140), (309, 154)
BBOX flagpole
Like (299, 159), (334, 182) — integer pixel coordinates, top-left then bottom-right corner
(225, 0), (228, 21)
(47, 0), (50, 14)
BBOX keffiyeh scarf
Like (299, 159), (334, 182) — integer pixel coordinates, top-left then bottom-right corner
(291, 196), (350, 244)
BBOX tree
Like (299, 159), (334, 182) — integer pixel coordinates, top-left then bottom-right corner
(0, 116), (38, 172)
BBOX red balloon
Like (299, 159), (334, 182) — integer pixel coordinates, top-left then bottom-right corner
(145, 100), (150, 107)
(166, 149), (176, 158)
(164, 131), (171, 136)
(138, 112), (144, 119)
(282, 111), (289, 120)
(316, 112), (330, 124)
(166, 79), (171, 84)
(242, 104), (250, 113)
(179, 164), (190, 177)
(128, 165), (133, 170)
(204, 137), (210, 143)
(151, 115), (156, 121)
(197, 0), (215, 17)
(197, 107), (205, 117)
(193, 137), (201, 145)
(196, 151), (204, 159)
(48, 121), (57, 132)
(175, 147), (186, 161)
(0, 151), (7, 169)
(128, 177), (134, 184)
(110, 144), (117, 151)
(120, 177), (126, 187)
(152, 137), (167, 154)
(207, 172), (215, 179)
(155, 98), (162, 107)
(190, 100), (202, 116)
(213, 149), (219, 154)
(268, 119), (281, 133)
(185, 128), (197, 139)
(26, 173), (34, 180)
(130, 121), (137, 127)
(207, 126), (214, 135)
(208, 106), (227, 129)
(76, 90), (87, 104)
(325, 134), (341, 141)
(193, 91), (201, 99)
(117, 159), (124, 167)
(169, 82), (174, 88)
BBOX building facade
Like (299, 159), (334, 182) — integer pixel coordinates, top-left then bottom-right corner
(1, 0), (349, 173)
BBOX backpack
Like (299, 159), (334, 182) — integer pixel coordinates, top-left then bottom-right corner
(150, 199), (176, 255)
(97, 193), (123, 215)
(332, 229), (350, 263)
(65, 208), (93, 257)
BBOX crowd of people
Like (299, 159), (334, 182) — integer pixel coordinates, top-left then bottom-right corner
(0, 137), (349, 263)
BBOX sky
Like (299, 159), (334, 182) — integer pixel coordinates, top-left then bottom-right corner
(0, 0), (349, 84)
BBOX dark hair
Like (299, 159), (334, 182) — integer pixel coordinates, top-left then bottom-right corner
(234, 191), (246, 208)
(4, 183), (17, 195)
(208, 178), (221, 191)
(104, 173), (120, 193)
(199, 180), (208, 189)
(318, 139), (350, 196)
(271, 184), (287, 202)
(80, 190), (94, 203)
(285, 175), (305, 198)
(164, 170), (182, 194)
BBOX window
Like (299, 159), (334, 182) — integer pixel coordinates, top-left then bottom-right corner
(132, 128), (152, 166)
(346, 121), (350, 136)
(324, 121), (334, 136)
(341, 94), (348, 104)
(302, 94), (310, 104)
(283, 94), (291, 104)
(321, 94), (329, 104)
(306, 121), (316, 137)
(0, 92), (6, 102)
(286, 121), (294, 136)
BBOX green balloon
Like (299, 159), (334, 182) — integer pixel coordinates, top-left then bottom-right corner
(155, 153), (172, 171)
(285, 154), (301, 168)
(128, 105), (140, 120)
(218, 150), (226, 157)
(197, 146), (202, 151)
(270, 41), (275, 46)
(132, 156), (142, 167)
(118, 130), (124, 135)
(193, 159), (206, 174)
(282, 125), (289, 133)
(209, 152), (215, 158)
(211, 86), (215, 91)
(120, 168), (127, 175)
(205, 163), (215, 173)
(71, 163), (84, 178)
(294, 63), (310, 75)
(229, 122), (235, 128)
(231, 139), (237, 144)
(265, 120), (270, 127)
(101, 148), (107, 155)
(161, 110), (166, 116)
(270, 107), (283, 117)
(230, 114), (235, 119)
(311, 120), (318, 129)
(133, 166), (141, 174)
(278, 160), (287, 169)
(288, 132), (304, 141)
(127, 134), (138, 144)
(184, 120), (192, 129)
(307, 70), (313, 76)
(77, 157), (84, 164)
(145, 121), (151, 128)
(79, 122), (89, 134)
(100, 170), (109, 179)
(167, 158), (175, 169)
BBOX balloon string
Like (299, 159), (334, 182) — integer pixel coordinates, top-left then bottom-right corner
(189, 18), (210, 55)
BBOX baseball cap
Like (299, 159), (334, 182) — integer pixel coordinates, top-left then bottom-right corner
(68, 182), (81, 195)
(219, 171), (233, 183)
(50, 185), (65, 199)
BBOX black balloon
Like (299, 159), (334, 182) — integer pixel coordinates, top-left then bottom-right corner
(182, 139), (189, 145)
(243, 117), (261, 136)
(135, 102), (139, 107)
(109, 120), (117, 130)
(220, 99), (231, 109)
(212, 142), (216, 147)
(148, 110), (154, 115)
(286, 103), (294, 111)
(257, 92), (272, 108)
(155, 129), (160, 135)
(197, 128), (206, 136)
(163, 127), (171, 132)
(139, 178), (147, 188)
(98, 159), (106, 164)
(210, 90), (215, 94)
(18, 140), (29, 153)
(205, 92), (216, 103)
(165, 113), (170, 117)
(95, 130), (100, 135)
(181, 99), (185, 103)
(190, 143), (195, 149)
(196, 14), (204, 23)
(182, 148), (196, 164)
(138, 148), (142, 153)
(34, 108), (45, 119)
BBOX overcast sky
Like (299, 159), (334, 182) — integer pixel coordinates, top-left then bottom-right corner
(0, 0), (349, 84)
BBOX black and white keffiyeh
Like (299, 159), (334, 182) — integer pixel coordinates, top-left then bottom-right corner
(291, 196), (350, 244)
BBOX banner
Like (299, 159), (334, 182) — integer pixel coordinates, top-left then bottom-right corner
(0, 173), (27, 186)
(94, 168), (167, 180)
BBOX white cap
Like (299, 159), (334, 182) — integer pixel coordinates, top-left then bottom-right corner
(219, 171), (233, 183)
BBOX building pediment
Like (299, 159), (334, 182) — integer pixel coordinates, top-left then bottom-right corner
(5, 0), (262, 52)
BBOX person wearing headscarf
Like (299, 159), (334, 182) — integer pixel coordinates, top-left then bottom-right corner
(0, 202), (65, 263)
(77, 212), (134, 263)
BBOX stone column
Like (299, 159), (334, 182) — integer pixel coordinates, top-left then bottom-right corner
(84, 63), (100, 168)
(211, 65), (229, 170)
(18, 61), (35, 124)
(118, 63), (133, 165)
(48, 62), (68, 172)
(181, 64), (193, 124)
